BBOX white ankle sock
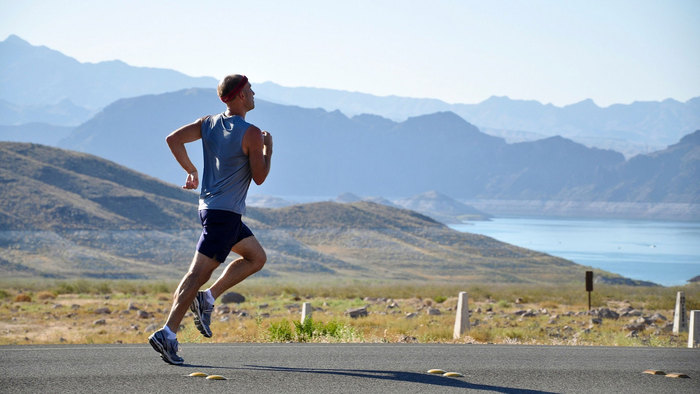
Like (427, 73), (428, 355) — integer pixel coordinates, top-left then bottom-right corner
(162, 325), (176, 340)
(205, 289), (215, 305)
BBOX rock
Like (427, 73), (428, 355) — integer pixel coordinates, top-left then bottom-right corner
(591, 317), (603, 325)
(258, 313), (270, 319)
(145, 323), (159, 332)
(71, 304), (81, 310)
(649, 313), (667, 322)
(515, 309), (536, 317)
(93, 319), (106, 325)
(387, 302), (399, 309)
(94, 307), (111, 315)
(216, 305), (231, 315)
(137, 310), (150, 319)
(592, 308), (619, 320)
(128, 302), (140, 311)
(220, 292), (246, 304)
(130, 324), (139, 331)
(624, 322), (646, 331)
(220, 316), (230, 322)
(405, 312), (417, 319)
(619, 308), (643, 317)
(345, 307), (368, 318)
(515, 298), (524, 304)
(426, 307), (441, 316)
(258, 303), (269, 309)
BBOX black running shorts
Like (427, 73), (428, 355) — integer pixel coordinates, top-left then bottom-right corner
(196, 209), (254, 263)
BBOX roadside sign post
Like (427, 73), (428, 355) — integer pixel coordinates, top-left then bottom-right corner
(585, 271), (593, 311)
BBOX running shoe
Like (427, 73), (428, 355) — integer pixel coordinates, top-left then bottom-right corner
(148, 329), (184, 365)
(190, 291), (213, 338)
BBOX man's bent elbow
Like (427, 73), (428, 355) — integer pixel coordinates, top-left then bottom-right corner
(252, 172), (269, 185)
(165, 133), (178, 148)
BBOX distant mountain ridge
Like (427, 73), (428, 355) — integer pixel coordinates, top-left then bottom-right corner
(1, 34), (699, 155)
(0, 35), (215, 117)
(255, 82), (700, 154)
(0, 141), (610, 284)
(51, 88), (699, 219)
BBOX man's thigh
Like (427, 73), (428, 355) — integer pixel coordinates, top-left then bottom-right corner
(231, 236), (265, 262)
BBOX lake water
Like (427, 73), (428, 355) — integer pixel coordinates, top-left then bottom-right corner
(449, 218), (700, 286)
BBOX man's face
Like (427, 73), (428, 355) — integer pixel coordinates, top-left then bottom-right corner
(243, 83), (255, 110)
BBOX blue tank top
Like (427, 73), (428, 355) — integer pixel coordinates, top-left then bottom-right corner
(198, 113), (253, 214)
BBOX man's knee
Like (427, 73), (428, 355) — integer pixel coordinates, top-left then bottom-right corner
(186, 253), (219, 282)
(250, 249), (266, 272)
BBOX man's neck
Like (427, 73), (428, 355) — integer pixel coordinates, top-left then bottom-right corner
(225, 106), (247, 118)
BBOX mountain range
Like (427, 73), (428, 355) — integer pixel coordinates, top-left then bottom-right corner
(2, 34), (699, 158)
(0, 141), (618, 285)
(0, 35), (214, 120)
(254, 82), (700, 156)
(46, 88), (699, 219)
(1, 34), (698, 220)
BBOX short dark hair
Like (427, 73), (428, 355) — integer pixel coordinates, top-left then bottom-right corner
(218, 74), (246, 100)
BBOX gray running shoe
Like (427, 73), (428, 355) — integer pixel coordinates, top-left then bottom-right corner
(148, 329), (184, 365)
(190, 291), (213, 338)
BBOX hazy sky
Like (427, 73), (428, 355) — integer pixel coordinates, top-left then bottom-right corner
(1, 0), (698, 107)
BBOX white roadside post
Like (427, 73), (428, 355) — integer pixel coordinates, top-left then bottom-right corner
(453, 292), (470, 339)
(673, 291), (687, 334)
(301, 302), (312, 324)
(689, 310), (700, 348)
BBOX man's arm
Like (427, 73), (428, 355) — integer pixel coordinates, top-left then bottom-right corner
(166, 119), (203, 189)
(242, 126), (272, 185)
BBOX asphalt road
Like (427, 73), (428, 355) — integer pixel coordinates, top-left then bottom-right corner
(1, 343), (698, 393)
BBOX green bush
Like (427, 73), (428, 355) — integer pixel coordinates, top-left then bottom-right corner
(293, 318), (315, 342)
(267, 320), (293, 342)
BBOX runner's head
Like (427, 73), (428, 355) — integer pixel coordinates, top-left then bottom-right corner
(218, 74), (248, 103)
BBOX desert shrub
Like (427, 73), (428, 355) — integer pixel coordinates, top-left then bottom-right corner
(36, 291), (56, 300)
(468, 327), (493, 343)
(267, 320), (293, 342)
(496, 300), (510, 308)
(14, 294), (32, 302)
(293, 318), (315, 342)
(0, 289), (9, 299)
(434, 296), (447, 304)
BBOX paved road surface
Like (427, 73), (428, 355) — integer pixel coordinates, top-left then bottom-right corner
(1, 343), (698, 393)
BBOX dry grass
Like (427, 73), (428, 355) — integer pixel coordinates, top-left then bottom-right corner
(0, 280), (697, 347)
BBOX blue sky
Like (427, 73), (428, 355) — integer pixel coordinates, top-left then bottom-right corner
(1, 0), (698, 107)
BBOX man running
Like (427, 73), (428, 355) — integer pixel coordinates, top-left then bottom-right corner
(149, 74), (272, 365)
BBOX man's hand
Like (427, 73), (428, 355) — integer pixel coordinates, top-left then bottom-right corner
(262, 130), (273, 153)
(184, 170), (199, 190)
